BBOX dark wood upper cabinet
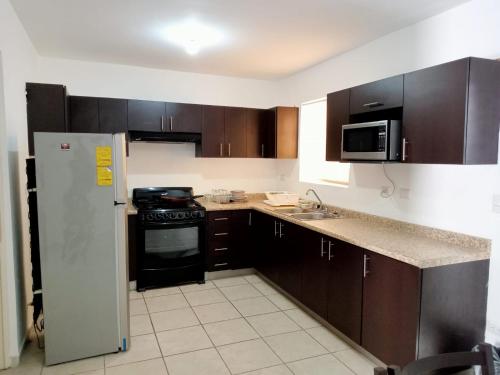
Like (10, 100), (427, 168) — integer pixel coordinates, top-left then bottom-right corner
(26, 83), (68, 156)
(69, 96), (99, 133)
(165, 102), (202, 133)
(362, 251), (421, 367)
(327, 241), (363, 344)
(326, 90), (350, 162)
(246, 108), (267, 158)
(224, 107), (247, 158)
(350, 75), (403, 114)
(127, 99), (165, 132)
(403, 57), (500, 164)
(275, 107), (299, 159)
(200, 105), (225, 157)
(99, 98), (128, 134)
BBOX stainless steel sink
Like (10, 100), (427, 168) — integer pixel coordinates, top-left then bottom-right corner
(290, 212), (341, 220)
(274, 207), (305, 214)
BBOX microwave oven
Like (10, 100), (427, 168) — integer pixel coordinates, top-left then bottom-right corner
(341, 120), (401, 161)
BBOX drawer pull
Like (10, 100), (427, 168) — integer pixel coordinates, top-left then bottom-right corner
(214, 232), (229, 236)
(214, 217), (229, 221)
(214, 262), (228, 267)
(214, 247), (228, 252)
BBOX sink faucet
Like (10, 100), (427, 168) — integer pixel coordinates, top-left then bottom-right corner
(306, 189), (325, 211)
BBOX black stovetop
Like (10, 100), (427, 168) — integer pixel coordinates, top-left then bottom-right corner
(132, 187), (204, 212)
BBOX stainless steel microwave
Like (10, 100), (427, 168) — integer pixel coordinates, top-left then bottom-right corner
(341, 120), (401, 161)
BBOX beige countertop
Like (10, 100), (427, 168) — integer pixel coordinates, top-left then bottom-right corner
(128, 198), (490, 269)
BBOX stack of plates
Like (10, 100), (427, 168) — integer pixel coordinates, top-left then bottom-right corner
(231, 190), (248, 202)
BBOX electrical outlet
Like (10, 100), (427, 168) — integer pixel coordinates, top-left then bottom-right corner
(493, 194), (500, 214)
(400, 188), (410, 200)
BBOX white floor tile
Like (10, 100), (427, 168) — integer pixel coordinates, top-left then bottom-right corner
(3, 363), (42, 375)
(193, 302), (241, 323)
(246, 311), (301, 337)
(164, 348), (230, 375)
(334, 349), (377, 375)
(241, 364), (293, 375)
(204, 318), (259, 346)
(142, 286), (182, 298)
(264, 331), (328, 362)
(129, 298), (148, 316)
(144, 294), (189, 313)
(287, 354), (353, 375)
(219, 284), (263, 301)
(232, 296), (280, 317)
(184, 288), (227, 306)
(105, 334), (161, 368)
(213, 276), (250, 287)
(150, 307), (199, 332)
(180, 281), (216, 293)
(306, 327), (349, 352)
(284, 309), (321, 329)
(105, 358), (168, 375)
(243, 274), (265, 284)
(130, 314), (154, 336)
(41, 356), (104, 375)
(266, 294), (297, 310)
(78, 370), (104, 375)
(156, 325), (213, 356)
(217, 338), (281, 374)
(129, 290), (143, 300)
(253, 282), (279, 296)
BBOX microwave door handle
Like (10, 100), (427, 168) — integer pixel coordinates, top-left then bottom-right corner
(362, 101), (384, 108)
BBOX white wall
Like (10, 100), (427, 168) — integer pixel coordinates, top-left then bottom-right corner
(34, 57), (284, 194)
(0, 0), (38, 365)
(277, 0), (500, 344)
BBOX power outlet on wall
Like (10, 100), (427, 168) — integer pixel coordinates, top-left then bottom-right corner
(399, 188), (411, 200)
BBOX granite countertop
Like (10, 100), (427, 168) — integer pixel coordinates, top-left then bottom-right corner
(128, 197), (491, 269)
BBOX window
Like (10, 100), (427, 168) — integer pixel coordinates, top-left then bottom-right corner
(299, 98), (350, 186)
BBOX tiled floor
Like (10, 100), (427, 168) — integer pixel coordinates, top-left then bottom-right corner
(5, 274), (379, 375)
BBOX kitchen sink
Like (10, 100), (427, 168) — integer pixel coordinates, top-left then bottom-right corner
(290, 212), (341, 220)
(274, 207), (305, 214)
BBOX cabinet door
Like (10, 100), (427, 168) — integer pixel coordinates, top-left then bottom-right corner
(26, 83), (67, 156)
(263, 109), (277, 158)
(276, 107), (298, 159)
(206, 211), (232, 271)
(246, 109), (266, 158)
(99, 98), (128, 134)
(327, 241), (363, 344)
(350, 75), (403, 114)
(277, 222), (303, 299)
(231, 210), (253, 269)
(362, 251), (421, 366)
(166, 102), (202, 133)
(300, 233), (330, 319)
(403, 59), (469, 164)
(201, 105), (225, 157)
(127, 100), (165, 132)
(224, 107), (247, 157)
(326, 90), (350, 161)
(69, 96), (99, 133)
(253, 213), (279, 282)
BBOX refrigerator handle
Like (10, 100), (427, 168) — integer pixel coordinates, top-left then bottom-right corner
(112, 133), (128, 204)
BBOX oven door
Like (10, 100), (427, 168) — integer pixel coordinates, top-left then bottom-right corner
(341, 121), (388, 161)
(137, 219), (205, 289)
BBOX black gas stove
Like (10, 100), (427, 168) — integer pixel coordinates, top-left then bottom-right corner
(132, 187), (206, 291)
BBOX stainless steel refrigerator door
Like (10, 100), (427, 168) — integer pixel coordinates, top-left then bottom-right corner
(34, 132), (122, 365)
(112, 133), (130, 351)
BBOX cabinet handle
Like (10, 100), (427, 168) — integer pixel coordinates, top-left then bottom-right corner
(261, 144), (264, 158)
(214, 262), (228, 267)
(321, 238), (327, 257)
(279, 222), (284, 238)
(328, 241), (334, 261)
(214, 217), (229, 221)
(170, 116), (173, 132)
(274, 221), (279, 237)
(248, 212), (252, 226)
(161, 116), (165, 132)
(362, 101), (384, 108)
(214, 232), (229, 236)
(402, 138), (408, 162)
(228, 143), (231, 157)
(219, 143), (223, 157)
(363, 254), (370, 278)
(214, 247), (228, 252)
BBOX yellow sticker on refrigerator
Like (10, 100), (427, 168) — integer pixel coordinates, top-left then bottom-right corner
(96, 146), (113, 167)
(97, 166), (113, 186)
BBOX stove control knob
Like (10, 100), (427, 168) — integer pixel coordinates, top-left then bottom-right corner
(168, 213), (176, 220)
(178, 212), (185, 219)
(146, 214), (154, 221)
(156, 213), (163, 221)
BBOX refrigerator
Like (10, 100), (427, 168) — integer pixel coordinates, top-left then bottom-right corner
(34, 132), (130, 365)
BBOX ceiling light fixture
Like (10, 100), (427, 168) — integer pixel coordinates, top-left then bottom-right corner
(165, 19), (224, 56)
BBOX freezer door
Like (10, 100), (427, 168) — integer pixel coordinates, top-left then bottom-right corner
(112, 133), (127, 204)
(34, 132), (122, 365)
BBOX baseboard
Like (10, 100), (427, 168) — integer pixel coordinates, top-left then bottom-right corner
(205, 268), (255, 281)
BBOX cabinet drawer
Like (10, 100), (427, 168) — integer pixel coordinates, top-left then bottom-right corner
(207, 212), (232, 234)
(208, 254), (232, 271)
(350, 75), (403, 114)
(207, 238), (231, 254)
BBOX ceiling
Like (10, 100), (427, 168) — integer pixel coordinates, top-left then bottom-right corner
(11, 0), (467, 79)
